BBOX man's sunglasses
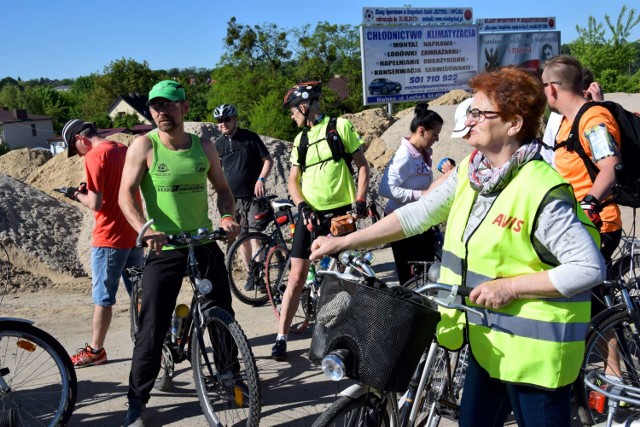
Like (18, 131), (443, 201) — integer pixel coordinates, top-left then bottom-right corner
(217, 117), (233, 124)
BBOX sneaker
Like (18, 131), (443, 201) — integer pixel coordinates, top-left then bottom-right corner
(123, 398), (146, 427)
(71, 344), (107, 368)
(271, 339), (287, 361)
(244, 279), (256, 291)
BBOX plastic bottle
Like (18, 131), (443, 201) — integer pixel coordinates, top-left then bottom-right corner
(170, 304), (189, 342)
(312, 256), (332, 288)
(319, 256), (332, 270)
(305, 263), (316, 287)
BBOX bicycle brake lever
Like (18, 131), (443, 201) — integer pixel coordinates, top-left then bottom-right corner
(435, 299), (485, 320)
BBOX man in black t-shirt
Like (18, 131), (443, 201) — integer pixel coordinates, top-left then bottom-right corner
(214, 104), (273, 291)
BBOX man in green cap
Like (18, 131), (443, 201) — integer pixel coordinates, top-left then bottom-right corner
(119, 80), (240, 426)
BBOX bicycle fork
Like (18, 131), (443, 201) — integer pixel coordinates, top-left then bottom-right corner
(397, 340), (441, 426)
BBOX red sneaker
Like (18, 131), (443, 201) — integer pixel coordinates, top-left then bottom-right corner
(71, 344), (107, 368)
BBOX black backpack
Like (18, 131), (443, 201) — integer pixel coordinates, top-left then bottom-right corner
(555, 101), (640, 207)
(297, 117), (355, 173)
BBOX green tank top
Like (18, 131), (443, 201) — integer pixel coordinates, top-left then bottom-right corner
(141, 131), (212, 236)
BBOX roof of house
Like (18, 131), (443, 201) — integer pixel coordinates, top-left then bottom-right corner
(0, 109), (51, 124)
(327, 75), (349, 100)
(108, 94), (151, 119)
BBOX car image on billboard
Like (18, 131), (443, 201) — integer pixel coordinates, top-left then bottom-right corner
(368, 78), (402, 95)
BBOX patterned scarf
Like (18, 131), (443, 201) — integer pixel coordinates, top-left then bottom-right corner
(467, 141), (541, 194)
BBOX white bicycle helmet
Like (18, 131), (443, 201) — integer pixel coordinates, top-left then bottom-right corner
(213, 104), (238, 119)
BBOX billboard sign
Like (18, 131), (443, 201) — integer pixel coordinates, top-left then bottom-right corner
(478, 31), (561, 74)
(362, 7), (473, 25)
(361, 25), (479, 105)
(477, 17), (556, 32)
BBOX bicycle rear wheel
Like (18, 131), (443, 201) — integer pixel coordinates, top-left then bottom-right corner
(312, 394), (395, 427)
(192, 307), (261, 426)
(576, 309), (640, 425)
(266, 255), (309, 334)
(226, 232), (271, 307)
(0, 320), (77, 426)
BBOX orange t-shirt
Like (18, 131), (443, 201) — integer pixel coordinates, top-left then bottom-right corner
(84, 141), (139, 248)
(554, 105), (622, 233)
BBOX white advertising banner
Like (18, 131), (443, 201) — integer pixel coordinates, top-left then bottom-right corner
(361, 25), (479, 105)
(478, 31), (561, 74)
(477, 17), (556, 32)
(362, 7), (473, 25)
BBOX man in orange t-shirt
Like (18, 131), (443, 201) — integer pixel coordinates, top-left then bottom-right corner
(61, 119), (143, 368)
(543, 56), (622, 314)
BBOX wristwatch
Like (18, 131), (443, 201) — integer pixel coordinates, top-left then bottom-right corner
(257, 177), (266, 183)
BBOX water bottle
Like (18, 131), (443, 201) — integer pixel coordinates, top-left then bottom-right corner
(319, 256), (332, 270)
(314, 256), (332, 288)
(305, 263), (316, 287)
(170, 304), (189, 343)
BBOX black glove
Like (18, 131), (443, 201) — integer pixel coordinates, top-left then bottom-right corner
(298, 201), (314, 223)
(353, 199), (367, 217)
(581, 195), (603, 230)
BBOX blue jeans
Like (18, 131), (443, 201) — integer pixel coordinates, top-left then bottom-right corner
(459, 353), (572, 427)
(91, 247), (144, 306)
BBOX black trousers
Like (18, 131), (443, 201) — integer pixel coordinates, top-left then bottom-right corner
(127, 242), (233, 403)
(390, 227), (437, 286)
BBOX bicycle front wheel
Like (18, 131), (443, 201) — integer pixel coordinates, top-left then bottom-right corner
(576, 309), (640, 425)
(0, 320), (77, 426)
(313, 394), (396, 427)
(226, 232), (271, 306)
(192, 307), (261, 426)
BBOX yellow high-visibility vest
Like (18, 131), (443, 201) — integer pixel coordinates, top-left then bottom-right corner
(436, 156), (599, 389)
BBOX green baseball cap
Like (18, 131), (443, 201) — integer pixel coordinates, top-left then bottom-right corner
(148, 80), (186, 103)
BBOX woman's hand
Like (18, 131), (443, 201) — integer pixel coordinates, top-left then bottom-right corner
(310, 235), (345, 261)
(469, 278), (518, 309)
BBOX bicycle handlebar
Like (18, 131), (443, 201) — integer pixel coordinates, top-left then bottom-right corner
(136, 219), (227, 248)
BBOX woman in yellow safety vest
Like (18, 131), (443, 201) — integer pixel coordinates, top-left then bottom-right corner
(310, 66), (605, 426)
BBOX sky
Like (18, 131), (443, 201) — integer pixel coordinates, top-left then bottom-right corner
(2, 0), (639, 81)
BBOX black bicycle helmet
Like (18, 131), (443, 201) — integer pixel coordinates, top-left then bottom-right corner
(283, 81), (322, 108)
(213, 104), (238, 119)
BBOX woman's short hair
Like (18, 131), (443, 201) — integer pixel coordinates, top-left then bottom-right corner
(410, 102), (443, 133)
(469, 66), (546, 142)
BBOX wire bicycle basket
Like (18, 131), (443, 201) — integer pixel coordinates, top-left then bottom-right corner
(309, 275), (441, 392)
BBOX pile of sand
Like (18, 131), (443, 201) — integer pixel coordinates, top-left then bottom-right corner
(0, 148), (52, 182)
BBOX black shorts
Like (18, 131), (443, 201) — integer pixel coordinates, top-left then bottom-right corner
(235, 198), (262, 229)
(290, 204), (351, 259)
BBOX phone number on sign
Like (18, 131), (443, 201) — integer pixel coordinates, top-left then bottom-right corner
(409, 74), (457, 84)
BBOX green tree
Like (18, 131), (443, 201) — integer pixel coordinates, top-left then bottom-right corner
(101, 58), (159, 97)
(112, 112), (141, 129)
(222, 17), (292, 70)
(0, 83), (27, 109)
(571, 6), (640, 92)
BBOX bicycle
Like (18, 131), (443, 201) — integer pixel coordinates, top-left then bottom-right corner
(401, 260), (469, 426)
(131, 219), (261, 426)
(575, 171), (640, 426)
(225, 195), (296, 307)
(0, 242), (77, 426)
(309, 252), (481, 427)
(264, 210), (368, 334)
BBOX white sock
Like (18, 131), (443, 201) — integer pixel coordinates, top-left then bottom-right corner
(276, 334), (287, 342)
